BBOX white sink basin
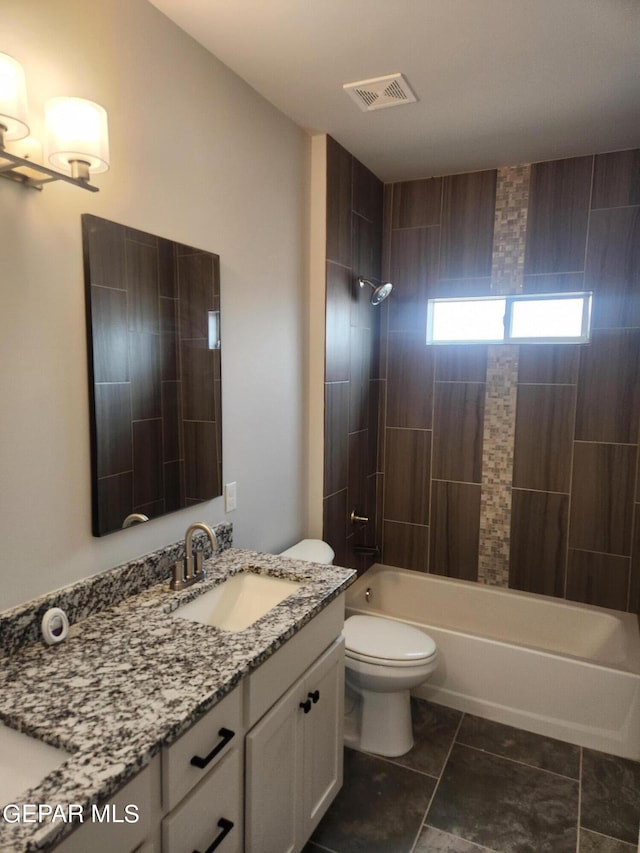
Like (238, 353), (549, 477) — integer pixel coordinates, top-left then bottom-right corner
(172, 571), (304, 632)
(0, 723), (71, 807)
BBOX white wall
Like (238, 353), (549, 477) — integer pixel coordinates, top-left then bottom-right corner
(0, 0), (309, 610)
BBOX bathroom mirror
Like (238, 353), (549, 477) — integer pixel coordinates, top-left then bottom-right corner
(82, 214), (222, 536)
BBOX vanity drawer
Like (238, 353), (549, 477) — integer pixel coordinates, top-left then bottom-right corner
(162, 687), (242, 812)
(162, 748), (242, 853)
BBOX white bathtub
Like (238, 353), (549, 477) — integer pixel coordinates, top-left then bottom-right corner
(345, 565), (640, 760)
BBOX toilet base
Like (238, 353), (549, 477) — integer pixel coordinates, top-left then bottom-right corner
(346, 685), (414, 757)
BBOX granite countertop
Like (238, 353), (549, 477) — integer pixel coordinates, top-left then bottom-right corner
(0, 548), (355, 852)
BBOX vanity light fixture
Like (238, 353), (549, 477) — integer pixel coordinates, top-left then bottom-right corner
(0, 52), (109, 192)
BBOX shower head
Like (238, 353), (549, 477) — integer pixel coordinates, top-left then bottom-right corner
(358, 277), (393, 306)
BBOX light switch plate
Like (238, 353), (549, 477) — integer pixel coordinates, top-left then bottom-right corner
(225, 482), (237, 512)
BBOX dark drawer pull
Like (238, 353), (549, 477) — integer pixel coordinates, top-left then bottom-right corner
(190, 728), (235, 769)
(299, 699), (312, 714)
(308, 690), (320, 704)
(193, 817), (234, 853)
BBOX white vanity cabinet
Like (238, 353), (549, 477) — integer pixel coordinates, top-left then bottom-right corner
(244, 637), (344, 853)
(241, 595), (346, 853)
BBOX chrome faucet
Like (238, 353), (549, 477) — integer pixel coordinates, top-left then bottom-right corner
(170, 522), (218, 591)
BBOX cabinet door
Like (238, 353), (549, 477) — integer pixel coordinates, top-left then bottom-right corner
(245, 680), (303, 853)
(301, 638), (345, 839)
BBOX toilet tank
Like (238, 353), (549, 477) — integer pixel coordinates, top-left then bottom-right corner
(279, 539), (334, 564)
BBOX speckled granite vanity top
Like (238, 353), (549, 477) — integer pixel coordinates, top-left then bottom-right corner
(0, 545), (355, 851)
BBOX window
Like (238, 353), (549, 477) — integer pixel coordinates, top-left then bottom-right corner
(426, 292), (592, 345)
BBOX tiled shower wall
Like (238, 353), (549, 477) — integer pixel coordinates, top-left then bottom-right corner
(323, 137), (383, 569)
(378, 148), (640, 614)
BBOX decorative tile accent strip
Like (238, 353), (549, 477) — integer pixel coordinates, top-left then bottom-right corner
(0, 522), (233, 658)
(478, 164), (530, 586)
(490, 164), (530, 295)
(478, 346), (519, 585)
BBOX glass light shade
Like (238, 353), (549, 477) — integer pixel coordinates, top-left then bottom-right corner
(45, 97), (110, 174)
(0, 52), (29, 141)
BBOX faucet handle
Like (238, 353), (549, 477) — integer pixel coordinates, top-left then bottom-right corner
(170, 560), (185, 591)
(195, 549), (207, 580)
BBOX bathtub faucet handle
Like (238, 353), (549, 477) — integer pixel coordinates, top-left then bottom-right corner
(350, 510), (369, 525)
(365, 587), (372, 602)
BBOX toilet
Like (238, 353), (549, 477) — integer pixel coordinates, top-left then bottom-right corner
(342, 615), (437, 757)
(279, 539), (439, 759)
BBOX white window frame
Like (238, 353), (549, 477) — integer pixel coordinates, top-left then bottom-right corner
(426, 291), (592, 346)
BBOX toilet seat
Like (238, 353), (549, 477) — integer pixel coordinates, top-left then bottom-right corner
(343, 615), (437, 668)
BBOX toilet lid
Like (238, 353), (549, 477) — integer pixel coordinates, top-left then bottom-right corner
(343, 615), (436, 663)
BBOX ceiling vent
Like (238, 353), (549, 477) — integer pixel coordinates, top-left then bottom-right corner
(343, 73), (417, 112)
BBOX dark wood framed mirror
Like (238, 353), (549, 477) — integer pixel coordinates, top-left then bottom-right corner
(82, 214), (222, 536)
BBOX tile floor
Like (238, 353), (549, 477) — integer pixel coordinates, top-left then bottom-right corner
(305, 699), (640, 853)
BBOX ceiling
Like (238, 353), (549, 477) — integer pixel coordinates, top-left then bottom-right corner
(149, 0), (640, 182)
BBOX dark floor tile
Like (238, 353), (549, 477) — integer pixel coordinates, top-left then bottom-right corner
(456, 715), (580, 779)
(427, 744), (578, 853)
(414, 825), (496, 851)
(311, 748), (435, 853)
(388, 699), (461, 778)
(581, 748), (640, 845)
(579, 828), (637, 853)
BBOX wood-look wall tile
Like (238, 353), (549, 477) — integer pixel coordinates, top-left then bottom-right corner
(351, 213), (382, 292)
(95, 383), (132, 477)
(524, 156), (593, 274)
(324, 382), (349, 496)
(440, 170), (497, 279)
(164, 461), (182, 512)
(181, 339), (215, 422)
(162, 381), (181, 463)
(160, 298), (178, 382)
(178, 253), (215, 340)
(432, 277), (493, 298)
(90, 286), (129, 383)
(429, 481), (480, 581)
(391, 178), (442, 229)
(517, 345), (579, 384)
(96, 472), (133, 536)
(133, 419), (163, 506)
(129, 332), (161, 421)
(435, 345), (487, 382)
(368, 379), (381, 475)
(353, 158), (383, 224)
(566, 549), (630, 611)
(575, 328), (640, 443)
(183, 421), (220, 500)
(349, 326), (372, 433)
(348, 430), (369, 516)
(383, 521), (429, 572)
(83, 215), (126, 288)
(512, 385), (575, 493)
(591, 149), (640, 209)
(433, 382), (485, 483)
(326, 261), (352, 382)
(126, 240), (159, 334)
(386, 331), (434, 429)
(569, 442), (636, 555)
(382, 183), (393, 282)
(326, 136), (352, 267)
(124, 226), (157, 247)
(384, 428), (431, 524)
(323, 488), (348, 567)
(509, 489), (568, 597)
(389, 226), (440, 334)
(157, 237), (176, 298)
(522, 272), (584, 293)
(630, 505), (640, 614)
(585, 207), (640, 329)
